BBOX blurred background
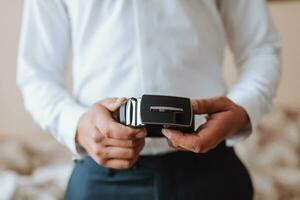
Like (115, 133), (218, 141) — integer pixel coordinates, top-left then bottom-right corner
(0, 1), (299, 200)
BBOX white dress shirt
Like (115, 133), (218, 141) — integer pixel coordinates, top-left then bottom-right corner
(17, 0), (281, 157)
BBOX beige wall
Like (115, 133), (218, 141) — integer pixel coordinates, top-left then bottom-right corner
(0, 1), (299, 137)
(0, 1), (44, 137)
(271, 1), (300, 107)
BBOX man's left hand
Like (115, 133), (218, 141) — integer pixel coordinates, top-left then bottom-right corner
(162, 96), (249, 153)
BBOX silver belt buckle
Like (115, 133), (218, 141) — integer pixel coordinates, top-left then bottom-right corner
(114, 94), (194, 136)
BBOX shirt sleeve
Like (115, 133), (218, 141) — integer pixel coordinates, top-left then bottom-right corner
(219, 0), (282, 146)
(17, 0), (88, 156)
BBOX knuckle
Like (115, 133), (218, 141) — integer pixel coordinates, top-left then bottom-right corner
(101, 159), (107, 166)
(99, 136), (106, 143)
(93, 145), (106, 158)
(219, 96), (231, 106)
(123, 134), (132, 140)
(101, 123), (111, 137)
(124, 129), (135, 139)
(128, 140), (135, 147)
(192, 146), (201, 153)
(95, 157), (104, 165)
(219, 96), (227, 101)
(215, 96), (225, 101)
(125, 149), (135, 158)
(101, 149), (109, 159)
(140, 129), (147, 136)
(191, 142), (202, 153)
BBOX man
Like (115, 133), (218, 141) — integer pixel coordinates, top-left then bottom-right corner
(17, 0), (281, 199)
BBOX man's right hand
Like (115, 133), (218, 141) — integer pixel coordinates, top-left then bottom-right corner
(76, 98), (147, 169)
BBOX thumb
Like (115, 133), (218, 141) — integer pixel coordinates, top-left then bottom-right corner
(101, 97), (127, 112)
(191, 96), (229, 115)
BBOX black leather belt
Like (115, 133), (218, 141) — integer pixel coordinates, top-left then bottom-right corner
(113, 94), (195, 137)
(134, 141), (233, 173)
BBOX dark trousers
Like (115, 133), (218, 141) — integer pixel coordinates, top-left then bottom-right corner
(65, 142), (253, 200)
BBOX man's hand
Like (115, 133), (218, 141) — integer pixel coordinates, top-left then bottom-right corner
(76, 98), (146, 169)
(162, 96), (249, 153)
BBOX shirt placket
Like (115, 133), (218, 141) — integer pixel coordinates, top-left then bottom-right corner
(134, 0), (165, 94)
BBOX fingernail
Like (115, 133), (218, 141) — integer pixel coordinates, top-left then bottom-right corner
(114, 98), (121, 104)
(118, 97), (127, 103)
(162, 129), (170, 138)
(113, 98), (123, 106)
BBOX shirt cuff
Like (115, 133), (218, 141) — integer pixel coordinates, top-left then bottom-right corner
(57, 101), (88, 158)
(226, 88), (267, 146)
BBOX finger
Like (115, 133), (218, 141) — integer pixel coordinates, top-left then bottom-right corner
(100, 146), (136, 160)
(104, 122), (147, 139)
(162, 129), (205, 153)
(94, 107), (147, 139)
(101, 97), (127, 112)
(93, 98), (127, 125)
(99, 140), (144, 160)
(96, 123), (147, 140)
(166, 139), (187, 151)
(193, 119), (227, 150)
(104, 141), (144, 169)
(104, 159), (134, 169)
(191, 96), (230, 115)
(102, 138), (144, 148)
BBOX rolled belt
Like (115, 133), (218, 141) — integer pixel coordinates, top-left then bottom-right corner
(113, 94), (195, 137)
